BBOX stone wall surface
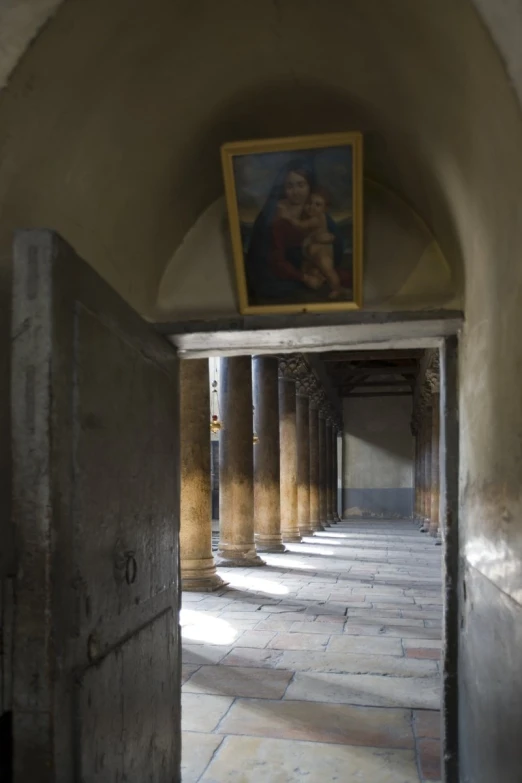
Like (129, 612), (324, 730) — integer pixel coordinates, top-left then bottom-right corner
(1, 1), (522, 780)
(342, 396), (414, 518)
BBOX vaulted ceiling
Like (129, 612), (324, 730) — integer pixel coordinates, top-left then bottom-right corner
(0, 0), (520, 319)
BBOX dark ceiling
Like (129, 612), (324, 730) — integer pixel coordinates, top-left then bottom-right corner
(321, 349), (424, 399)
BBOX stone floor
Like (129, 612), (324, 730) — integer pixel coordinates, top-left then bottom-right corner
(181, 519), (442, 782)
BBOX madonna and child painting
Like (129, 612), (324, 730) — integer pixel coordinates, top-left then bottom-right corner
(221, 132), (363, 314)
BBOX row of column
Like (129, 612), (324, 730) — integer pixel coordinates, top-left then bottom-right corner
(180, 355), (342, 591)
(413, 374), (440, 538)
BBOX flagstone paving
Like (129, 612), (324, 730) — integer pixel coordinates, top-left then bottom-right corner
(182, 519), (442, 782)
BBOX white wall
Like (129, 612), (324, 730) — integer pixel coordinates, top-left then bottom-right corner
(342, 395), (414, 517)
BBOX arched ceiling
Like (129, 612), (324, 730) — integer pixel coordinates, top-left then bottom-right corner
(0, 0), (521, 317)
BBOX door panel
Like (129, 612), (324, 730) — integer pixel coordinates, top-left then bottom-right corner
(78, 610), (175, 783)
(11, 231), (180, 782)
(73, 304), (177, 644)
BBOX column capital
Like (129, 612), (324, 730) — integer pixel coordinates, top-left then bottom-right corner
(295, 375), (310, 396)
(412, 351), (439, 434)
(278, 354), (306, 381)
(318, 396), (330, 418)
(426, 355), (440, 395)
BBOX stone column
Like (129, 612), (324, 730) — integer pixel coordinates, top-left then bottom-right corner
(180, 359), (225, 591)
(325, 417), (334, 525)
(418, 416), (427, 526)
(340, 427), (349, 519)
(318, 407), (328, 527)
(332, 421), (341, 524)
(419, 420), (426, 526)
(217, 357), (264, 566)
(279, 361), (300, 542)
(296, 380), (312, 536)
(413, 429), (421, 518)
(309, 392), (322, 532)
(253, 356), (285, 552)
(330, 423), (339, 524)
(421, 406), (433, 532)
(430, 392), (441, 537)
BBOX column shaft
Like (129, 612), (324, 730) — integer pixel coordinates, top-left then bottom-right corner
(180, 359), (225, 591)
(253, 357), (285, 552)
(430, 393), (441, 536)
(331, 425), (339, 523)
(309, 401), (322, 532)
(296, 390), (312, 536)
(414, 432), (421, 518)
(419, 419), (426, 521)
(422, 407), (433, 531)
(325, 419), (334, 524)
(279, 374), (300, 542)
(318, 412), (328, 527)
(217, 357), (264, 566)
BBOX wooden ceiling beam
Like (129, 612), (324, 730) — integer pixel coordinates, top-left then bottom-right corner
(341, 376), (369, 394)
(345, 391), (413, 398)
(328, 364), (419, 375)
(322, 350), (424, 362)
(343, 379), (414, 389)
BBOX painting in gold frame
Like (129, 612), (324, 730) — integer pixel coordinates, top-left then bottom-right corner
(221, 132), (363, 315)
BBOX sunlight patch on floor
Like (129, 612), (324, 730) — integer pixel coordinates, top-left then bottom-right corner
(261, 555), (316, 570)
(224, 574), (290, 596)
(284, 543), (336, 556)
(181, 609), (239, 645)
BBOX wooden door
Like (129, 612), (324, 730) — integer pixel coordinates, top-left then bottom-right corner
(11, 231), (181, 782)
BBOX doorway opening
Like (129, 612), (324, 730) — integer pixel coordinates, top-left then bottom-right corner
(170, 315), (459, 783)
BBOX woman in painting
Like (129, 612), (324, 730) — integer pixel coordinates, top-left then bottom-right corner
(245, 160), (350, 304)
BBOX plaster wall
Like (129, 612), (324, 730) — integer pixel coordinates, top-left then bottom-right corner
(342, 396), (414, 518)
(0, 0), (63, 90)
(0, 0), (522, 779)
(156, 183), (455, 321)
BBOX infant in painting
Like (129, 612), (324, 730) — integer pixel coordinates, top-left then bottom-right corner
(277, 188), (342, 299)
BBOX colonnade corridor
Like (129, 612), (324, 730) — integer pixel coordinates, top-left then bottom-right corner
(181, 518), (442, 783)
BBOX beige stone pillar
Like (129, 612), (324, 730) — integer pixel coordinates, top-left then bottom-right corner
(217, 357), (264, 566)
(325, 418), (334, 525)
(421, 406), (433, 532)
(309, 393), (322, 532)
(278, 362), (300, 542)
(332, 424), (341, 522)
(417, 432), (423, 519)
(419, 416), (426, 524)
(253, 356), (285, 552)
(296, 381), (312, 536)
(429, 392), (441, 537)
(413, 425), (421, 518)
(180, 359), (225, 591)
(318, 407), (329, 527)
(418, 416), (425, 525)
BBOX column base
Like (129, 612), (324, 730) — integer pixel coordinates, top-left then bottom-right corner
(182, 573), (228, 592)
(181, 558), (228, 592)
(298, 526), (315, 537)
(255, 534), (286, 553)
(281, 527), (301, 542)
(216, 546), (266, 567)
(282, 532), (302, 543)
(309, 522), (324, 533)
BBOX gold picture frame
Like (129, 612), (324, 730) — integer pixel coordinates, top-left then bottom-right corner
(221, 131), (363, 315)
